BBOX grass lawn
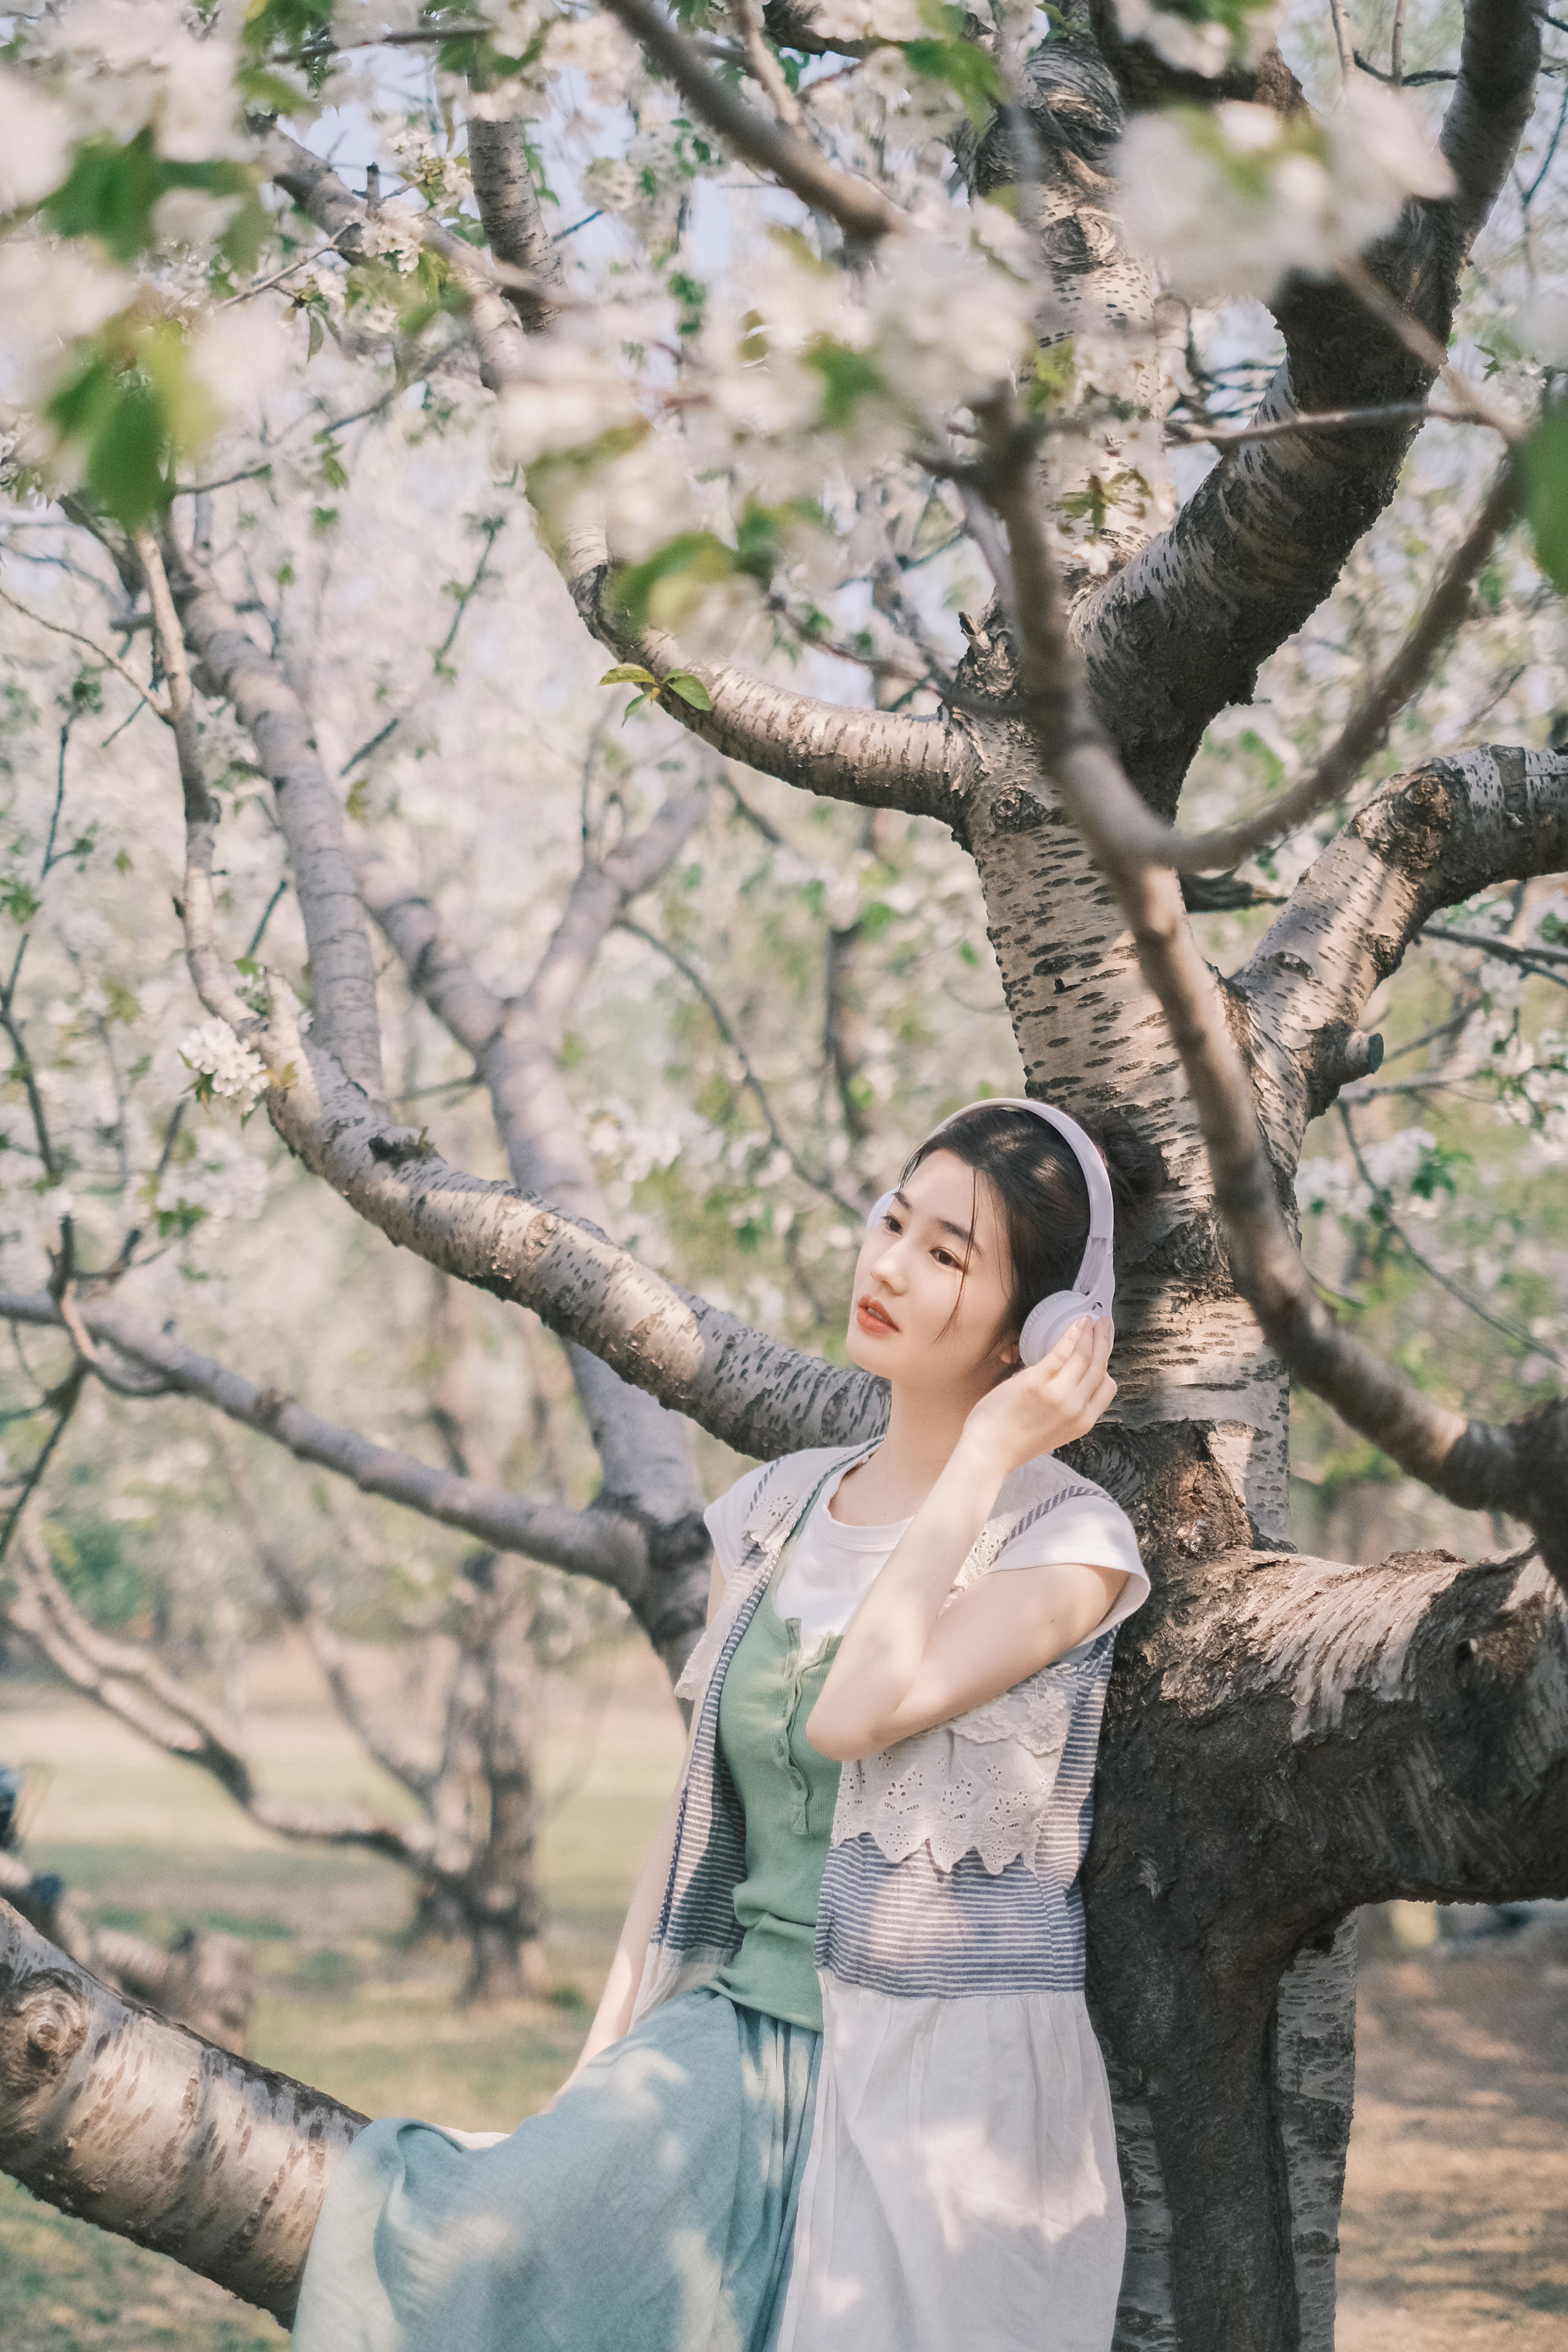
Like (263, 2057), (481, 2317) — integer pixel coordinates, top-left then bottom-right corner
(0, 1637), (685, 2351)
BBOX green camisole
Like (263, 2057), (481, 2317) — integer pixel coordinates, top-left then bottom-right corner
(711, 1577), (843, 2033)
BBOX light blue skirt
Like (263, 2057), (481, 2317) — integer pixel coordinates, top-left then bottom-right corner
(290, 1988), (822, 2352)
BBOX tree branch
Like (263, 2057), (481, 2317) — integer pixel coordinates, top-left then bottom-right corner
(358, 792), (724, 1671)
(621, 916), (866, 1213)
(4, 1530), (438, 1866)
(520, 786), (709, 1053)
(463, 112), (562, 331)
(160, 530), (386, 1099)
(1236, 745), (1568, 1159)
(131, 531), (255, 1035)
(0, 1896), (364, 2322)
(1074, 0), (1541, 817)
(255, 1012), (882, 1462)
(0, 580), (169, 722)
(727, 0), (806, 129)
(1088, 457), (1521, 876)
(0, 1288), (648, 1594)
(262, 129), (540, 394)
(601, 0), (902, 241)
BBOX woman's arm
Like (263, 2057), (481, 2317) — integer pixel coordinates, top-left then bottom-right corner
(557, 1563), (727, 2091)
(808, 1318), (1120, 1763)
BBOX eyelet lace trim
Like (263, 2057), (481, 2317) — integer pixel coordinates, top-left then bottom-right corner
(830, 1660), (1081, 1876)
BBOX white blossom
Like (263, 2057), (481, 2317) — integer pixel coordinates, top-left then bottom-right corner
(179, 1019), (269, 1114)
(0, 235), (134, 405)
(42, 0), (248, 162)
(1115, 88), (1455, 304)
(814, 0), (926, 36)
(868, 232), (1035, 414)
(494, 335), (645, 467)
(544, 13), (638, 103)
(1113, 0), (1279, 78)
(596, 431), (696, 562)
(0, 66), (75, 214)
(183, 306), (289, 433)
(1513, 289), (1568, 368)
(150, 186), (244, 254)
(859, 46), (967, 145)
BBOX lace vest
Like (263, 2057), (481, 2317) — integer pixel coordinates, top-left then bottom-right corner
(635, 1442), (1124, 2016)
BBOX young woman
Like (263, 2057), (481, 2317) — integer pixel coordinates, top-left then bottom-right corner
(290, 1098), (1150, 2352)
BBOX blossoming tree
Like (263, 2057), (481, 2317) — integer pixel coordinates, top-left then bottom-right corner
(1, 0), (1567, 2347)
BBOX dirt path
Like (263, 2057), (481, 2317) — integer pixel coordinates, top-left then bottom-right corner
(1338, 1916), (1568, 2346)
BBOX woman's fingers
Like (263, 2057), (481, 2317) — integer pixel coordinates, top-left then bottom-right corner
(1039, 1315), (1094, 1374)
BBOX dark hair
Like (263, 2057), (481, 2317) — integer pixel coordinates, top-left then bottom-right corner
(903, 1102), (1161, 1342)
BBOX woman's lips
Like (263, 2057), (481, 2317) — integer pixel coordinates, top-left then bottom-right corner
(855, 1296), (898, 1335)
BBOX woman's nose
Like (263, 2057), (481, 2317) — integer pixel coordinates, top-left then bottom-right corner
(868, 1239), (907, 1290)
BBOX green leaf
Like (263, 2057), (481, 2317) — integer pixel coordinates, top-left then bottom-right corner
(44, 132), (163, 263)
(804, 340), (887, 430)
(898, 35), (1004, 128)
(610, 532), (738, 631)
(1023, 339), (1076, 415)
(44, 132), (256, 266)
(663, 670), (714, 711)
(1520, 407), (1568, 593)
(236, 62), (315, 116)
(307, 310), (324, 360)
(599, 664), (660, 687)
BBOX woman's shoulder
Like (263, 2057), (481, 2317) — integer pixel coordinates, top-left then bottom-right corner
(983, 1454), (1146, 1594)
(702, 1441), (872, 1573)
(994, 1451), (1132, 1530)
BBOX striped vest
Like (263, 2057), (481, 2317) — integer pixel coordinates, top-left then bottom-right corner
(634, 1441), (1121, 2021)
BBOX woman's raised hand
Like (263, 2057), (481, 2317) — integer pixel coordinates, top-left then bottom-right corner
(959, 1317), (1115, 1478)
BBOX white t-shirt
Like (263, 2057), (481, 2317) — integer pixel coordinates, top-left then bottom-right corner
(703, 1455), (1149, 1655)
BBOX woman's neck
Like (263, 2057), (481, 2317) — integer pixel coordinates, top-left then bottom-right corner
(833, 1380), (989, 1524)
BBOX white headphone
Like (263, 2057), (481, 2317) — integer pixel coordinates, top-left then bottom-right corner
(864, 1097), (1115, 1366)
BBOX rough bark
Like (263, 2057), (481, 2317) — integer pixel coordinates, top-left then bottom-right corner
(1088, 1493), (1568, 2351)
(0, 1897), (364, 2323)
(464, 112), (561, 330)
(1236, 746), (1568, 1166)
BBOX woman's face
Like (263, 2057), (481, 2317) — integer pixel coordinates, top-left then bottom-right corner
(844, 1149), (1018, 1397)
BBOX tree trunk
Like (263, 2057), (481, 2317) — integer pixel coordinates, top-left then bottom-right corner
(1088, 1519), (1568, 2350)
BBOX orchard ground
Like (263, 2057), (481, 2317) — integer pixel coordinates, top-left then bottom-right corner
(1, 1642), (1563, 2352)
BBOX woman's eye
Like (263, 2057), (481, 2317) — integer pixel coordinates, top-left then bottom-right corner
(933, 1247), (958, 1269)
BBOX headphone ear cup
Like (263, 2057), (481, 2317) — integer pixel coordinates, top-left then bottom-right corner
(866, 1190), (897, 1236)
(1018, 1292), (1094, 1367)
